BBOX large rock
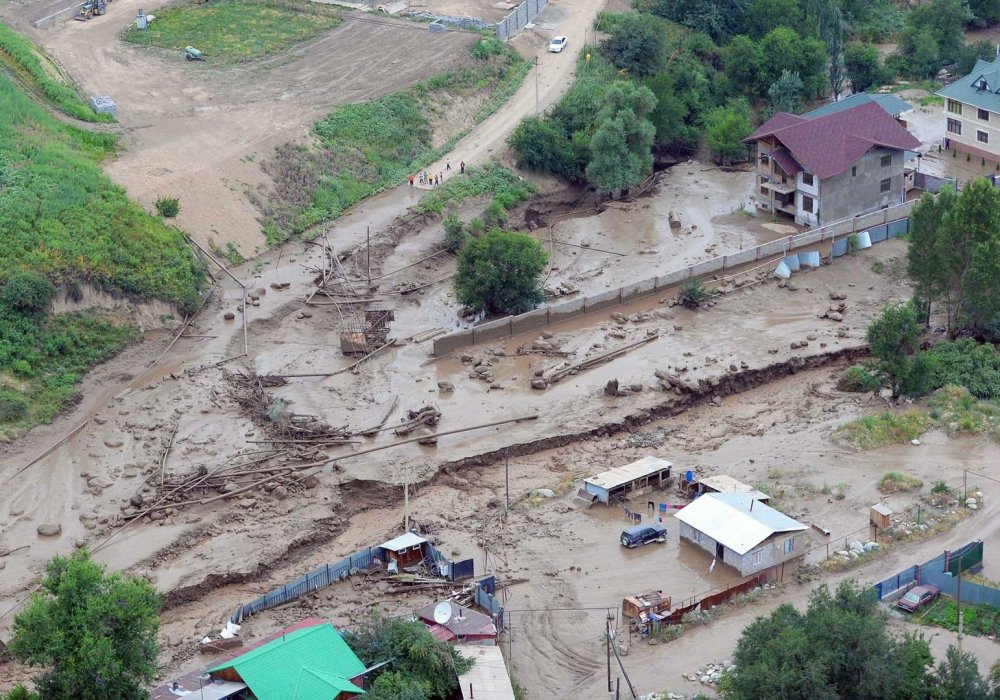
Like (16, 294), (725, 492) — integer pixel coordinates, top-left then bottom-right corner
(37, 523), (62, 537)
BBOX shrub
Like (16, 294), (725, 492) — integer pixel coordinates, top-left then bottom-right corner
(0, 389), (28, 423)
(878, 471), (923, 493)
(678, 277), (712, 309)
(837, 364), (882, 393)
(154, 197), (181, 218)
(443, 213), (469, 253)
(470, 37), (504, 60)
(832, 410), (932, 450)
(931, 480), (952, 495)
(454, 230), (548, 315)
(0, 271), (57, 314)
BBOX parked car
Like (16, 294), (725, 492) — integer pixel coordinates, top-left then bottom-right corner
(897, 584), (940, 612)
(548, 36), (567, 53)
(620, 523), (667, 548)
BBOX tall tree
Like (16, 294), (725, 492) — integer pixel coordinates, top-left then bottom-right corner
(906, 188), (951, 324)
(585, 82), (657, 193)
(844, 42), (882, 93)
(767, 69), (805, 116)
(866, 302), (923, 399)
(643, 72), (699, 152)
(453, 229), (548, 315)
(645, 0), (749, 43)
(722, 35), (762, 96)
(10, 549), (161, 700)
(937, 646), (992, 700)
(601, 11), (666, 77)
(704, 98), (753, 165)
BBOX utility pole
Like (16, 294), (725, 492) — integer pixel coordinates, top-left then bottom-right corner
(957, 552), (964, 653)
(534, 56), (539, 115)
(606, 618), (612, 696)
(403, 465), (410, 531)
(366, 225), (371, 289)
(505, 452), (510, 513)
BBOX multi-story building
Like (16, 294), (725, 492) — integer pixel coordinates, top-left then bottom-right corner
(745, 101), (920, 227)
(937, 56), (1000, 161)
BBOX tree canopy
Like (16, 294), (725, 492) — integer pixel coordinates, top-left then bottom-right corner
(10, 549), (161, 700)
(585, 82), (657, 193)
(453, 229), (548, 315)
(601, 11), (667, 77)
(865, 301), (924, 399)
(704, 98), (753, 165)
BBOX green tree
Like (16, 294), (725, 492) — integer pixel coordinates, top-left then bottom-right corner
(0, 270), (57, 315)
(508, 117), (581, 180)
(644, 72), (699, 152)
(758, 27), (829, 98)
(957, 40), (998, 75)
(897, 27), (942, 78)
(866, 302), (923, 399)
(9, 549), (161, 700)
(722, 35), (762, 95)
(0, 686), (40, 700)
(767, 69), (805, 115)
(895, 0), (970, 76)
(744, 0), (802, 38)
(585, 82), (657, 193)
(967, 0), (1000, 27)
(345, 611), (473, 700)
(453, 229), (547, 315)
(600, 12), (666, 77)
(937, 646), (991, 700)
(704, 98), (752, 165)
(644, 0), (749, 43)
(844, 42), (882, 93)
(906, 188), (952, 325)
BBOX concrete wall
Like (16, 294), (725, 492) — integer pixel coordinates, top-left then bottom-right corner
(820, 148), (906, 225)
(737, 531), (808, 577)
(944, 98), (1000, 162)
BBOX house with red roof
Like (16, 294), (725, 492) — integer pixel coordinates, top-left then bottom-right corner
(745, 101), (921, 227)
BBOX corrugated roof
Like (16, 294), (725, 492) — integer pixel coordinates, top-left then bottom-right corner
(697, 475), (771, 501)
(674, 492), (807, 555)
(457, 646), (516, 700)
(803, 92), (913, 119)
(208, 623), (365, 700)
(937, 57), (1000, 112)
(415, 601), (496, 639)
(746, 102), (920, 179)
(292, 667), (365, 699)
(378, 532), (427, 551)
(872, 503), (893, 516)
(584, 456), (673, 492)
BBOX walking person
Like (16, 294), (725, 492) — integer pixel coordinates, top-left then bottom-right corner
(460, 160), (465, 175)
(409, 174), (414, 187)
(446, 158), (452, 171)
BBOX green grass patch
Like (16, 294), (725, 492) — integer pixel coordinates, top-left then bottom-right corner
(837, 364), (882, 392)
(832, 410), (932, 450)
(878, 471), (923, 493)
(916, 94), (944, 107)
(257, 41), (527, 243)
(122, 0), (343, 63)
(413, 161), (535, 215)
(920, 598), (1000, 638)
(0, 23), (111, 123)
(927, 385), (1000, 441)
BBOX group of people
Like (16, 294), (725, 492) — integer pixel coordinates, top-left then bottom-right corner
(408, 159), (466, 188)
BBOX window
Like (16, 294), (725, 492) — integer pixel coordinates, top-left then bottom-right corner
(851, 166), (857, 177)
(880, 154), (892, 167)
(978, 130), (989, 144)
(784, 538), (796, 554)
(978, 108), (990, 121)
(880, 178), (891, 193)
(947, 99), (963, 115)
(801, 195), (814, 213)
(751, 551), (764, 568)
(947, 118), (962, 135)
(801, 172), (814, 186)
(760, 186), (768, 197)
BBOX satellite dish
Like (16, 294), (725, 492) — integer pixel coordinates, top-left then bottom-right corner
(433, 602), (453, 625)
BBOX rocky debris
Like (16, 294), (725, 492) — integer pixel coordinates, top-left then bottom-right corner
(395, 406), (442, 436)
(269, 282), (291, 290)
(437, 381), (455, 393)
(104, 438), (124, 448)
(37, 523), (62, 537)
(668, 210), (682, 230)
(655, 369), (699, 394)
(966, 497), (978, 510)
(224, 311), (236, 320)
(543, 280), (579, 297)
(88, 475), (115, 491)
(415, 427), (438, 446)
(531, 378), (549, 390)
(683, 660), (735, 689)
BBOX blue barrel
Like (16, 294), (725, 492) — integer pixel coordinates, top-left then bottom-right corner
(685, 470), (694, 483)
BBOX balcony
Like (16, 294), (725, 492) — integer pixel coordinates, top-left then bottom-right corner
(761, 179), (796, 194)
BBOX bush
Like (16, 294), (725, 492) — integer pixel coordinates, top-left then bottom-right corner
(878, 471), (923, 493)
(837, 364), (882, 392)
(154, 196), (181, 218)
(0, 271), (57, 314)
(922, 339), (1000, 399)
(832, 410), (932, 450)
(0, 389), (28, 423)
(454, 230), (548, 315)
(443, 213), (469, 253)
(678, 277), (712, 309)
(470, 37), (504, 60)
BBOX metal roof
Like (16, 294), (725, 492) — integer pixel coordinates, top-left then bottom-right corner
(415, 601), (497, 638)
(937, 57), (1000, 113)
(674, 492), (807, 555)
(872, 502), (893, 516)
(457, 645), (516, 700)
(584, 456), (673, 492)
(208, 623), (365, 700)
(292, 667), (365, 698)
(697, 475), (771, 501)
(378, 531), (428, 551)
(803, 92), (913, 119)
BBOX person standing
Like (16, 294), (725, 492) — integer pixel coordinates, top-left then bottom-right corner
(409, 174), (414, 187)
(446, 158), (452, 171)
(460, 160), (465, 174)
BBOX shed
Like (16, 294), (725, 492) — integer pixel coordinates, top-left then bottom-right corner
(584, 456), (673, 504)
(457, 645), (516, 700)
(870, 502), (893, 530)
(376, 531), (428, 569)
(207, 622), (366, 700)
(674, 493), (808, 577)
(695, 475), (770, 502)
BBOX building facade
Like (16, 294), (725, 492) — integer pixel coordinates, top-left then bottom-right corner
(677, 520), (810, 577)
(938, 57), (1000, 161)
(746, 101), (920, 227)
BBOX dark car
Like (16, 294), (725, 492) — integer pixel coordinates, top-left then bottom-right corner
(620, 523), (667, 548)
(897, 584), (941, 612)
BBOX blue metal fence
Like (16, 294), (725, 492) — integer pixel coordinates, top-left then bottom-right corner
(874, 541), (1000, 608)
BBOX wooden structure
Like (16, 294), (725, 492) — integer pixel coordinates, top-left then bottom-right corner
(622, 590), (672, 633)
(376, 531), (428, 570)
(584, 456), (673, 504)
(340, 306), (394, 355)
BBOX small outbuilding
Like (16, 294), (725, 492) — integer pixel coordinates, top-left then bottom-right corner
(415, 601), (497, 645)
(583, 456), (673, 504)
(870, 502), (893, 530)
(674, 492), (808, 577)
(376, 531), (428, 570)
(694, 475), (770, 503)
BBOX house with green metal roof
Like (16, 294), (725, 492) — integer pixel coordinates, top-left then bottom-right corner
(207, 622), (367, 700)
(937, 56), (1000, 161)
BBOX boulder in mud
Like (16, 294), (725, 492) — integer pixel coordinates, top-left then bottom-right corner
(37, 523), (62, 537)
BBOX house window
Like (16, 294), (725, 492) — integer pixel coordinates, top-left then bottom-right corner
(947, 118), (962, 135)
(947, 99), (963, 115)
(760, 186), (768, 197)
(751, 551), (764, 568)
(801, 172), (814, 186)
(801, 195), (814, 213)
(851, 166), (857, 177)
(880, 154), (892, 167)
(978, 108), (990, 121)
(978, 130), (989, 144)
(784, 538), (795, 554)
(880, 178), (891, 193)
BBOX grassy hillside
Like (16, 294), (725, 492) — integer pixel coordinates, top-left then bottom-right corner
(0, 35), (205, 435)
